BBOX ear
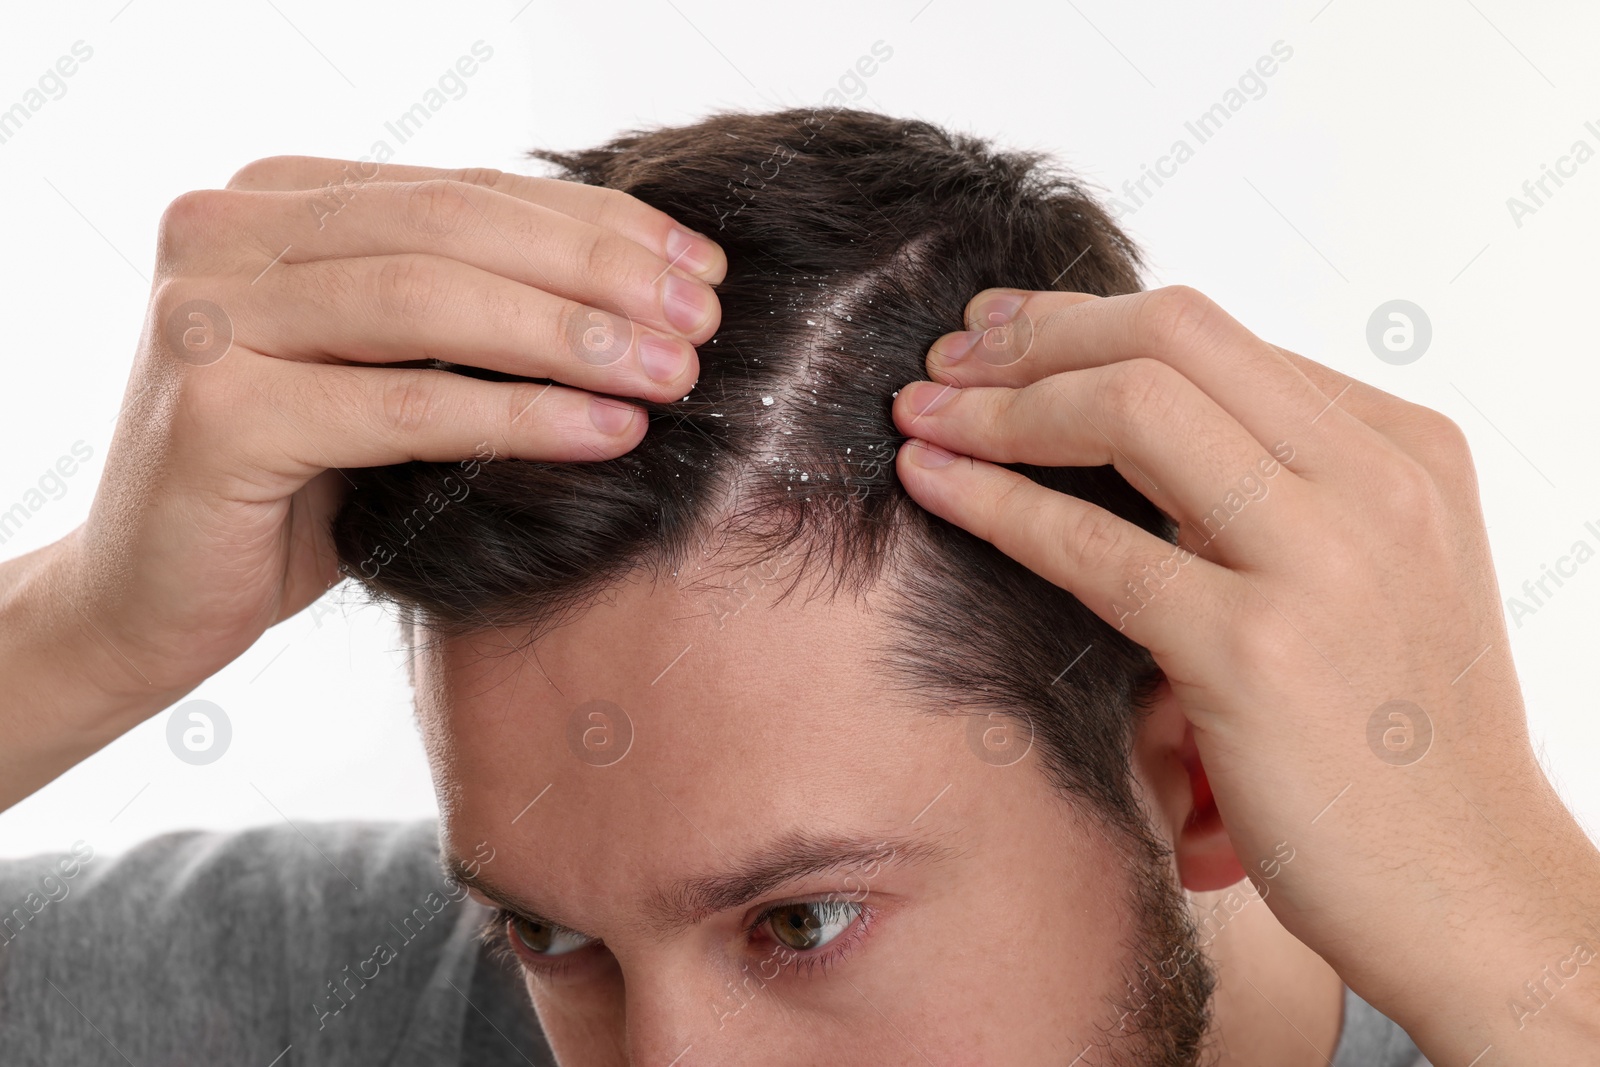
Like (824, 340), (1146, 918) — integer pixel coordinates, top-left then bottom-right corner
(1130, 674), (1248, 893)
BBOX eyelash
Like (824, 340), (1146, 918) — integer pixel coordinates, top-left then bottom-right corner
(474, 898), (877, 981)
(741, 897), (876, 979)
(474, 907), (596, 981)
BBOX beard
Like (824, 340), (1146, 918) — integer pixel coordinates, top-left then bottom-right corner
(1077, 821), (1218, 1067)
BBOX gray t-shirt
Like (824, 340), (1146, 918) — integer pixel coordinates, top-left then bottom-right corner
(0, 820), (1424, 1065)
(1336, 986), (1431, 1067)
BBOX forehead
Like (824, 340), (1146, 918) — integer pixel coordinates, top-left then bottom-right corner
(411, 559), (1092, 926)
(418, 558), (925, 762)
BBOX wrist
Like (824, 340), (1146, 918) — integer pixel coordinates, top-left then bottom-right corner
(45, 528), (191, 716)
(0, 532), (183, 807)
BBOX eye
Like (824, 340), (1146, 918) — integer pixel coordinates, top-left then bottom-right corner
(762, 900), (861, 951)
(507, 914), (594, 957)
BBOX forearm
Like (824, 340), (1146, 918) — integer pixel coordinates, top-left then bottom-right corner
(0, 529), (178, 811)
(1360, 765), (1600, 1063)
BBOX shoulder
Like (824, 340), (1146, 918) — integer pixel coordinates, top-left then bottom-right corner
(0, 820), (538, 1065)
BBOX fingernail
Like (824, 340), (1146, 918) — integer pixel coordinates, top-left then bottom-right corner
(907, 440), (957, 468)
(666, 227), (721, 276)
(932, 331), (982, 365)
(589, 396), (639, 434)
(638, 333), (687, 383)
(663, 273), (714, 334)
(908, 380), (958, 415)
(968, 290), (1027, 330)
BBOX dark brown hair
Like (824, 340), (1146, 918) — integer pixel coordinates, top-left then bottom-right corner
(331, 106), (1176, 838)
(331, 106), (1210, 1063)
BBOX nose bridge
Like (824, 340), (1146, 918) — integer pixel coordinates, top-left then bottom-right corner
(623, 970), (714, 1067)
(623, 956), (767, 1067)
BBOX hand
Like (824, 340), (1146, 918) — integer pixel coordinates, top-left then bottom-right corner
(890, 285), (1600, 1063)
(3, 157), (724, 804)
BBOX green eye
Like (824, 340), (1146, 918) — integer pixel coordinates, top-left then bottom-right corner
(508, 915), (593, 957)
(765, 900), (860, 951)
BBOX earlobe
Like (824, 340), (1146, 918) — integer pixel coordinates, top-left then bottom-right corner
(1173, 722), (1249, 892)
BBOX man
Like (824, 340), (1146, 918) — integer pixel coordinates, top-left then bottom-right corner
(1, 109), (1595, 1065)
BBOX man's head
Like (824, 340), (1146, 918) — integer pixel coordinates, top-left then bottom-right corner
(332, 108), (1244, 1065)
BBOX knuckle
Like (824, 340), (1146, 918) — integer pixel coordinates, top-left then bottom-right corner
(150, 276), (195, 327)
(1064, 504), (1128, 575)
(1137, 285), (1221, 355)
(593, 188), (672, 244)
(378, 371), (444, 435)
(438, 166), (509, 192)
(157, 189), (233, 259)
(996, 385), (1048, 457)
(1409, 407), (1473, 465)
(590, 184), (645, 217)
(1424, 410), (1469, 451)
(592, 188), (648, 231)
(1417, 412), (1480, 498)
(1221, 607), (1294, 674)
(579, 231), (629, 282)
(556, 300), (597, 356)
(225, 155), (301, 189)
(984, 475), (1043, 551)
(148, 277), (232, 368)
(1096, 358), (1177, 423)
(404, 178), (474, 236)
(373, 255), (446, 327)
(503, 381), (552, 432)
(475, 280), (527, 340)
(1379, 453), (1440, 518)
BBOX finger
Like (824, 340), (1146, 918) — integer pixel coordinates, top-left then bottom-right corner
(230, 254), (698, 403)
(893, 438), (1244, 672)
(226, 156), (727, 283)
(923, 287), (1368, 474)
(209, 349), (647, 491)
(287, 180), (720, 343)
(210, 180), (722, 345)
(891, 364), (1306, 565)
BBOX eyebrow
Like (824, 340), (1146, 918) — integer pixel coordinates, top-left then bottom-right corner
(445, 829), (957, 937)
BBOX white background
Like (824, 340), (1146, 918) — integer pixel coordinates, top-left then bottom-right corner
(2, 0), (1596, 860)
